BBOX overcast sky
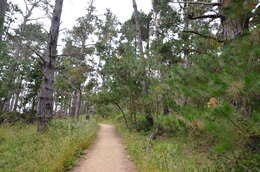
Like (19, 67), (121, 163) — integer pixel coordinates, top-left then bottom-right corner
(62, 0), (152, 25)
(13, 0), (152, 29)
(11, 0), (152, 50)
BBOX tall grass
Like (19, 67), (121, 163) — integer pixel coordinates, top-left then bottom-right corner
(116, 125), (215, 172)
(0, 118), (98, 172)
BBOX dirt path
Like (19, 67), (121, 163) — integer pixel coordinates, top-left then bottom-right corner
(71, 124), (136, 172)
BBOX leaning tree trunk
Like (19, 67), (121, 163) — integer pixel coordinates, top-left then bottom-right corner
(37, 0), (64, 132)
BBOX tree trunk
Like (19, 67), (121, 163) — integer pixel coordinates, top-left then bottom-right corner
(132, 0), (153, 126)
(114, 102), (129, 129)
(152, 0), (160, 40)
(31, 97), (36, 112)
(132, 0), (144, 58)
(69, 94), (73, 116)
(75, 91), (81, 119)
(3, 98), (10, 112)
(70, 91), (77, 117)
(37, 0), (64, 132)
(0, 0), (7, 42)
(183, 0), (190, 68)
(13, 78), (22, 112)
(222, 18), (249, 41)
(219, 0), (250, 41)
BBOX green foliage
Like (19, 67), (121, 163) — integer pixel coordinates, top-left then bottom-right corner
(95, 104), (115, 118)
(0, 111), (36, 124)
(155, 114), (187, 135)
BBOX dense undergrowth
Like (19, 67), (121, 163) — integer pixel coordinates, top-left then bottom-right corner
(116, 123), (214, 172)
(108, 110), (260, 172)
(0, 118), (98, 172)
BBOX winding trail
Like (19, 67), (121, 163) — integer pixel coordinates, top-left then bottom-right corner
(71, 124), (136, 172)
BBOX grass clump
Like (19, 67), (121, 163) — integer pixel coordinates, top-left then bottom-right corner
(116, 124), (214, 172)
(0, 118), (98, 172)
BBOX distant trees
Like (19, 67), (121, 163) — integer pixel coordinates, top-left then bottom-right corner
(0, 0), (47, 114)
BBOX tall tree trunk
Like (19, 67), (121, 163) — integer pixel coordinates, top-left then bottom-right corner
(132, 0), (144, 58)
(37, 0), (64, 132)
(132, 0), (152, 125)
(0, 0), (7, 42)
(31, 97), (36, 112)
(183, 0), (190, 68)
(152, 0), (160, 40)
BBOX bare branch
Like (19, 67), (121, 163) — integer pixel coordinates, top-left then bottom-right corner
(27, 17), (47, 22)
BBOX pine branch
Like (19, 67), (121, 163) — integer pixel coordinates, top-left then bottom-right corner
(188, 14), (223, 20)
(171, 1), (222, 6)
(183, 30), (224, 43)
(29, 47), (46, 63)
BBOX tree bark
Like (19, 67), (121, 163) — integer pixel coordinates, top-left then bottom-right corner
(132, 0), (153, 126)
(69, 94), (72, 116)
(221, 18), (249, 41)
(132, 0), (144, 59)
(219, 0), (251, 41)
(70, 91), (77, 117)
(12, 78), (22, 112)
(0, 0), (7, 42)
(3, 98), (11, 112)
(37, 0), (64, 132)
(75, 91), (81, 119)
(183, 0), (190, 68)
(152, 0), (160, 40)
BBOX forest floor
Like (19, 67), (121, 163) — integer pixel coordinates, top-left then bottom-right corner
(71, 124), (136, 172)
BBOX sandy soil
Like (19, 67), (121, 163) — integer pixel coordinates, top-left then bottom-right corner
(71, 124), (136, 172)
